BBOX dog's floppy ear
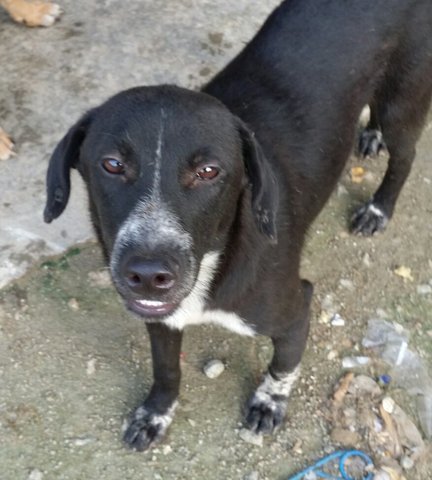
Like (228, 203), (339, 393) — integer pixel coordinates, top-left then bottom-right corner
(44, 113), (92, 223)
(237, 119), (279, 244)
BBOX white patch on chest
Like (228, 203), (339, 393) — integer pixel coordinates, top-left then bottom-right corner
(162, 251), (256, 337)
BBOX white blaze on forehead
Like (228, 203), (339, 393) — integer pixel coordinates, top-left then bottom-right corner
(151, 108), (166, 200)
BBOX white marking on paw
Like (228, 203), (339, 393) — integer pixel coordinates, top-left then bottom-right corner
(367, 203), (385, 218)
(254, 366), (300, 402)
(124, 401), (178, 434)
(162, 251), (256, 337)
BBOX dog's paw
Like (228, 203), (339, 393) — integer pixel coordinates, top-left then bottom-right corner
(358, 129), (386, 158)
(0, 128), (15, 161)
(350, 201), (389, 236)
(245, 367), (299, 435)
(246, 391), (288, 434)
(123, 402), (177, 451)
(8, 1), (62, 27)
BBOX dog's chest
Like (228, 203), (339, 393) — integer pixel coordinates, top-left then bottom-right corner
(162, 305), (256, 337)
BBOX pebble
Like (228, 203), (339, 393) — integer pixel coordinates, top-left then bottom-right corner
(88, 270), (112, 288)
(244, 471), (259, 480)
(327, 350), (338, 361)
(331, 314), (345, 327)
(203, 359), (225, 379)
(238, 428), (263, 447)
(67, 298), (80, 311)
(400, 455), (415, 470)
(339, 278), (354, 291)
(336, 184), (348, 197)
(330, 427), (361, 446)
(70, 436), (96, 447)
(28, 470), (43, 480)
(417, 284), (432, 295)
(362, 253), (371, 268)
(382, 397), (395, 414)
(373, 470), (391, 480)
(86, 358), (97, 375)
(162, 444), (172, 455)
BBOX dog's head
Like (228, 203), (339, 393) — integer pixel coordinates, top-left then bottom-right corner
(44, 86), (278, 320)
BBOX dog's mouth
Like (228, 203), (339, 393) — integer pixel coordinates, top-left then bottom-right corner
(126, 298), (179, 318)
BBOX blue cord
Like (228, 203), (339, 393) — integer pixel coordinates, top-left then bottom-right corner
(288, 450), (374, 480)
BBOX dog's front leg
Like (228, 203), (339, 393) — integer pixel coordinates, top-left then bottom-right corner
(246, 280), (313, 435)
(123, 323), (183, 451)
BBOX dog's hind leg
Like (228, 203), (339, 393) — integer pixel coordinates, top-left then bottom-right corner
(351, 58), (432, 236)
(358, 101), (386, 158)
(246, 279), (313, 435)
(123, 323), (183, 451)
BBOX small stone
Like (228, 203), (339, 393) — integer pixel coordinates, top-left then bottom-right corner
(337, 184), (348, 197)
(87, 270), (112, 288)
(373, 470), (391, 480)
(339, 279), (354, 291)
(188, 418), (196, 427)
(86, 358), (96, 375)
(382, 397), (395, 414)
(28, 470), (43, 480)
(330, 427), (361, 446)
(327, 350), (338, 361)
(244, 471), (259, 480)
(400, 455), (415, 470)
(349, 375), (382, 397)
(331, 314), (345, 327)
(239, 428), (263, 447)
(321, 294), (335, 311)
(72, 436), (95, 446)
(362, 253), (371, 268)
(318, 310), (332, 324)
(67, 298), (79, 311)
(162, 444), (172, 455)
(417, 284), (432, 295)
(203, 359), (225, 379)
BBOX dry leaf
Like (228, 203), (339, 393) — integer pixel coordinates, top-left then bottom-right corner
(394, 266), (414, 282)
(351, 166), (365, 183)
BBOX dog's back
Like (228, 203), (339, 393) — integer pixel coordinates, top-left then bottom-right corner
(206, 0), (432, 232)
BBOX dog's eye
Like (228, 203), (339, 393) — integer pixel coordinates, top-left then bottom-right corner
(196, 166), (219, 181)
(102, 158), (125, 175)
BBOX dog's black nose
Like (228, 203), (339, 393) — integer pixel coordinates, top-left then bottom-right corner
(122, 257), (177, 294)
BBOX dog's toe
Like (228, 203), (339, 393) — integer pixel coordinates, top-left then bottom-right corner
(350, 201), (389, 236)
(246, 393), (287, 435)
(358, 129), (386, 158)
(123, 403), (176, 451)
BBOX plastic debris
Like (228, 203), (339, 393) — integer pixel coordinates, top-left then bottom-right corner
(287, 450), (373, 480)
(342, 356), (370, 369)
(362, 318), (432, 439)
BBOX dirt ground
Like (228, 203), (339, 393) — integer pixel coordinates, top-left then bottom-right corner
(1, 125), (431, 479)
(1, 1), (432, 479)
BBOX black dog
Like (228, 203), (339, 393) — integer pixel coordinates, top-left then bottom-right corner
(44, 0), (432, 451)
